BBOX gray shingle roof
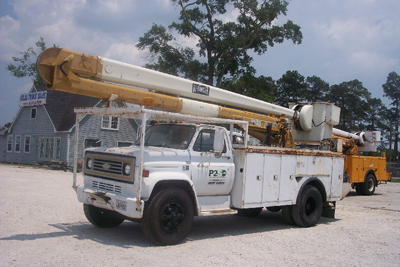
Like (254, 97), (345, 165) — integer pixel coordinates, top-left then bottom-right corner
(35, 86), (100, 131)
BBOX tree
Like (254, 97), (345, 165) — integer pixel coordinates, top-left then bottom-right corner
(384, 108), (397, 160)
(221, 74), (276, 102)
(383, 71), (400, 162)
(137, 0), (302, 87)
(274, 70), (307, 107)
(305, 75), (329, 102)
(327, 80), (371, 132)
(364, 98), (388, 131)
(6, 37), (47, 87)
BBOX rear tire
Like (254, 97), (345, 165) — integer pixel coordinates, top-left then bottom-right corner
(282, 206), (295, 225)
(83, 204), (124, 228)
(237, 208), (262, 217)
(292, 185), (322, 227)
(141, 188), (194, 246)
(266, 206), (282, 212)
(355, 183), (364, 195)
(362, 174), (376, 195)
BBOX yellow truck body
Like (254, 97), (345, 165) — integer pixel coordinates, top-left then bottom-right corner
(344, 155), (391, 195)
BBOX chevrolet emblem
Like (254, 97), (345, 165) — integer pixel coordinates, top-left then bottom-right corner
(102, 163), (111, 170)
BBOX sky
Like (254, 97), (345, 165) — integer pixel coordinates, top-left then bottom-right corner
(0, 0), (399, 127)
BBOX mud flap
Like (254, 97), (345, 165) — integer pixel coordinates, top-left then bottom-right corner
(321, 201), (336, 219)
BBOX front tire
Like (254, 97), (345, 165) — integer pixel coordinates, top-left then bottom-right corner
(83, 204), (124, 228)
(362, 174), (376, 195)
(292, 185), (323, 227)
(141, 188), (194, 246)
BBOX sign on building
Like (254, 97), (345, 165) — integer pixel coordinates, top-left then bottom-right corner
(19, 91), (47, 107)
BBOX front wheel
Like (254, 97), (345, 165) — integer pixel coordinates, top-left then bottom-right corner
(291, 185), (322, 227)
(362, 174), (376, 195)
(141, 188), (194, 246)
(83, 204), (124, 228)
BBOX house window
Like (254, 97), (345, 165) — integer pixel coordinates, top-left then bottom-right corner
(85, 139), (102, 148)
(118, 141), (133, 147)
(38, 137), (61, 161)
(24, 135), (31, 153)
(15, 135), (21, 153)
(7, 136), (13, 152)
(31, 107), (37, 119)
(101, 116), (119, 130)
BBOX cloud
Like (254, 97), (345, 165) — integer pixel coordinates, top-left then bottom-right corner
(104, 43), (145, 66)
(0, 15), (22, 60)
(318, 18), (400, 54)
(350, 51), (398, 73)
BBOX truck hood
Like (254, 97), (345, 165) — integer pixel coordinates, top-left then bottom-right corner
(85, 145), (190, 159)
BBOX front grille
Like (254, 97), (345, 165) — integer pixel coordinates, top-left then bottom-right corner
(84, 152), (135, 183)
(92, 181), (122, 193)
(93, 158), (123, 175)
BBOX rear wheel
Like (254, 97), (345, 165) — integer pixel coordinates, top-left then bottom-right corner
(282, 206), (295, 225)
(237, 208), (262, 217)
(355, 183), (364, 195)
(292, 185), (322, 227)
(141, 188), (194, 246)
(266, 206), (282, 212)
(83, 204), (124, 228)
(362, 174), (376, 195)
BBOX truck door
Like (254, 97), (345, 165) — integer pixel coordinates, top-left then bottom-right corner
(190, 128), (234, 196)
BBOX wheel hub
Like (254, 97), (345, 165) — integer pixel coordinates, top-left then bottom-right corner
(161, 202), (184, 232)
(305, 197), (317, 217)
(367, 179), (374, 191)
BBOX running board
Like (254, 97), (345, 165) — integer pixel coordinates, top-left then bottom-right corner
(201, 209), (237, 216)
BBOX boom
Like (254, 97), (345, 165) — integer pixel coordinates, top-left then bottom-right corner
(37, 47), (339, 144)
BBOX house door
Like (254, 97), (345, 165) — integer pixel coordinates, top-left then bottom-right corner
(38, 137), (61, 161)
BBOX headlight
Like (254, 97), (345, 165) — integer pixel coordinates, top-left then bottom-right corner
(123, 163), (131, 175)
(86, 158), (93, 169)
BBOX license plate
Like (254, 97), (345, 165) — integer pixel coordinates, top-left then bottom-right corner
(116, 199), (127, 211)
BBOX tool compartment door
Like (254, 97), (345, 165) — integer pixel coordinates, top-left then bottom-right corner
(243, 153), (264, 204)
(262, 154), (281, 203)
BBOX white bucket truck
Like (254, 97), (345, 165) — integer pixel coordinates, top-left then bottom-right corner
(73, 106), (344, 245)
(37, 48), (345, 245)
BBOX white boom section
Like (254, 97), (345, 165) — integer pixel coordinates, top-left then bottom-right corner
(332, 128), (361, 141)
(100, 58), (295, 118)
(332, 128), (381, 152)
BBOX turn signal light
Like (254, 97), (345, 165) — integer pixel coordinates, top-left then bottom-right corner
(142, 170), (150, 177)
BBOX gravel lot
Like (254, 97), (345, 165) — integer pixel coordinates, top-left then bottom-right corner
(1, 164), (399, 267)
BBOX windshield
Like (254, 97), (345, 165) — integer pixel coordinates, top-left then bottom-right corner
(135, 124), (196, 150)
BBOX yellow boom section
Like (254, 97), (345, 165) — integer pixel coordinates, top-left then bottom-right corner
(37, 47), (293, 146)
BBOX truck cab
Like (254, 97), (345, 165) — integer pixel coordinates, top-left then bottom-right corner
(80, 121), (234, 209)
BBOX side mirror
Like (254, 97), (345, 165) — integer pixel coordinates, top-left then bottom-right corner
(213, 128), (225, 155)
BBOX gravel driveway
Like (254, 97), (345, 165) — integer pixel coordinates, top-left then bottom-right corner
(1, 164), (399, 267)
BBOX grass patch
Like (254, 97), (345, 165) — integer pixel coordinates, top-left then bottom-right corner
(0, 162), (42, 169)
(0, 162), (80, 172)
